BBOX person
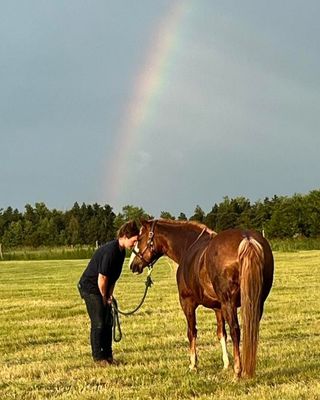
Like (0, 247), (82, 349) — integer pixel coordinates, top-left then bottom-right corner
(78, 220), (139, 365)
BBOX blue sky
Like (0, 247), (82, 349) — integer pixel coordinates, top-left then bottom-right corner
(1, 1), (319, 217)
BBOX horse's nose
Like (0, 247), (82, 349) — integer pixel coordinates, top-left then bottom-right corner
(130, 261), (137, 272)
(130, 261), (142, 274)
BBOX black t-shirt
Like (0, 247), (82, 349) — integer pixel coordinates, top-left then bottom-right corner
(79, 239), (125, 295)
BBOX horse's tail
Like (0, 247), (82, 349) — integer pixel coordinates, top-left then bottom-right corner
(238, 235), (264, 377)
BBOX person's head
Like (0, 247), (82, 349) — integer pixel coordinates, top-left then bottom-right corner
(117, 220), (139, 249)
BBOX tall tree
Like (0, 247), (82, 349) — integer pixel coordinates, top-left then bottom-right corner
(160, 211), (175, 220)
(306, 190), (320, 236)
(204, 204), (218, 230)
(2, 221), (23, 247)
(177, 212), (188, 221)
(214, 197), (238, 231)
(189, 205), (205, 223)
(264, 196), (299, 238)
(114, 205), (149, 231)
(66, 216), (80, 246)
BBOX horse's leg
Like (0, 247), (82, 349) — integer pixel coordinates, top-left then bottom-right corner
(214, 309), (229, 369)
(222, 302), (241, 378)
(179, 295), (198, 370)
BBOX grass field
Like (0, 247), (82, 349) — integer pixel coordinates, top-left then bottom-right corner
(0, 252), (319, 399)
(3, 237), (320, 261)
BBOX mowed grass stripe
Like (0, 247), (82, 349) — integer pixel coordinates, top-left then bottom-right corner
(0, 253), (319, 399)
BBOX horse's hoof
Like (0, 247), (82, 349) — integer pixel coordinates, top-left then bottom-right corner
(188, 365), (198, 373)
(232, 370), (241, 381)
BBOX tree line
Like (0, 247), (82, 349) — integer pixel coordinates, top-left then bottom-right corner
(1, 189), (320, 248)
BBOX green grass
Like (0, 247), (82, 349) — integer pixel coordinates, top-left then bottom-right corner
(1, 246), (95, 261)
(0, 253), (319, 399)
(270, 238), (320, 251)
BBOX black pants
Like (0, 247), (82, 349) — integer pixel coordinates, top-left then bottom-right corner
(78, 286), (113, 361)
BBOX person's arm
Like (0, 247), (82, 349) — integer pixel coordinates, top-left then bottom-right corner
(107, 283), (115, 304)
(98, 273), (109, 305)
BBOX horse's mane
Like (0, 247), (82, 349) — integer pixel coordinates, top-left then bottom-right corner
(156, 218), (217, 237)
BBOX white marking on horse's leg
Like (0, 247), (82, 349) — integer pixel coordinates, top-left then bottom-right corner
(189, 352), (197, 371)
(220, 337), (230, 369)
(188, 336), (197, 371)
(128, 243), (138, 268)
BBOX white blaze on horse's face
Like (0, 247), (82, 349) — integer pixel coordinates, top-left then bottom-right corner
(129, 242), (139, 269)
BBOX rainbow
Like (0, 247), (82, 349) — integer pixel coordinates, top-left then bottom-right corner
(104, 1), (190, 209)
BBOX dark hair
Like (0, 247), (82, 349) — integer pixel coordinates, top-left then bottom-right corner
(117, 220), (139, 239)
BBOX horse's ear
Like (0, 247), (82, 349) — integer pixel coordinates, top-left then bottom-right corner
(139, 218), (148, 227)
(139, 217), (154, 228)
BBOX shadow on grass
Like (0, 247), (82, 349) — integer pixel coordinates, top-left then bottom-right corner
(259, 360), (320, 384)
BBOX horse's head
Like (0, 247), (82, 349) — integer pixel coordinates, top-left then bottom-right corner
(129, 219), (161, 274)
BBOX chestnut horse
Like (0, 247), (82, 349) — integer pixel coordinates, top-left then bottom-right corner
(130, 219), (274, 378)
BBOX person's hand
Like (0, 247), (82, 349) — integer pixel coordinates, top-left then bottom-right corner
(102, 295), (109, 306)
(107, 295), (113, 305)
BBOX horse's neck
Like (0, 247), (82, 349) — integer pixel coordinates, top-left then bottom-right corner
(156, 223), (204, 264)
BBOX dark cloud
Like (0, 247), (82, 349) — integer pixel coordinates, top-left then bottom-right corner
(1, 1), (319, 216)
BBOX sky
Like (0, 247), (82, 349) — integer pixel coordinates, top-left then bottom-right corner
(1, 0), (319, 217)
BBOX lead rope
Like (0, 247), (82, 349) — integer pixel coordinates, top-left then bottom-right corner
(111, 266), (154, 342)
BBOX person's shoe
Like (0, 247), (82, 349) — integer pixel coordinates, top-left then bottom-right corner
(94, 359), (110, 367)
(106, 357), (119, 365)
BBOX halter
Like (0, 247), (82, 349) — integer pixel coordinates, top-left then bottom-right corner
(132, 220), (158, 268)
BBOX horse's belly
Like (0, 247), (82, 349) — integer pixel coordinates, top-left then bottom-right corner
(201, 290), (221, 309)
(198, 273), (220, 308)
(178, 253), (220, 308)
